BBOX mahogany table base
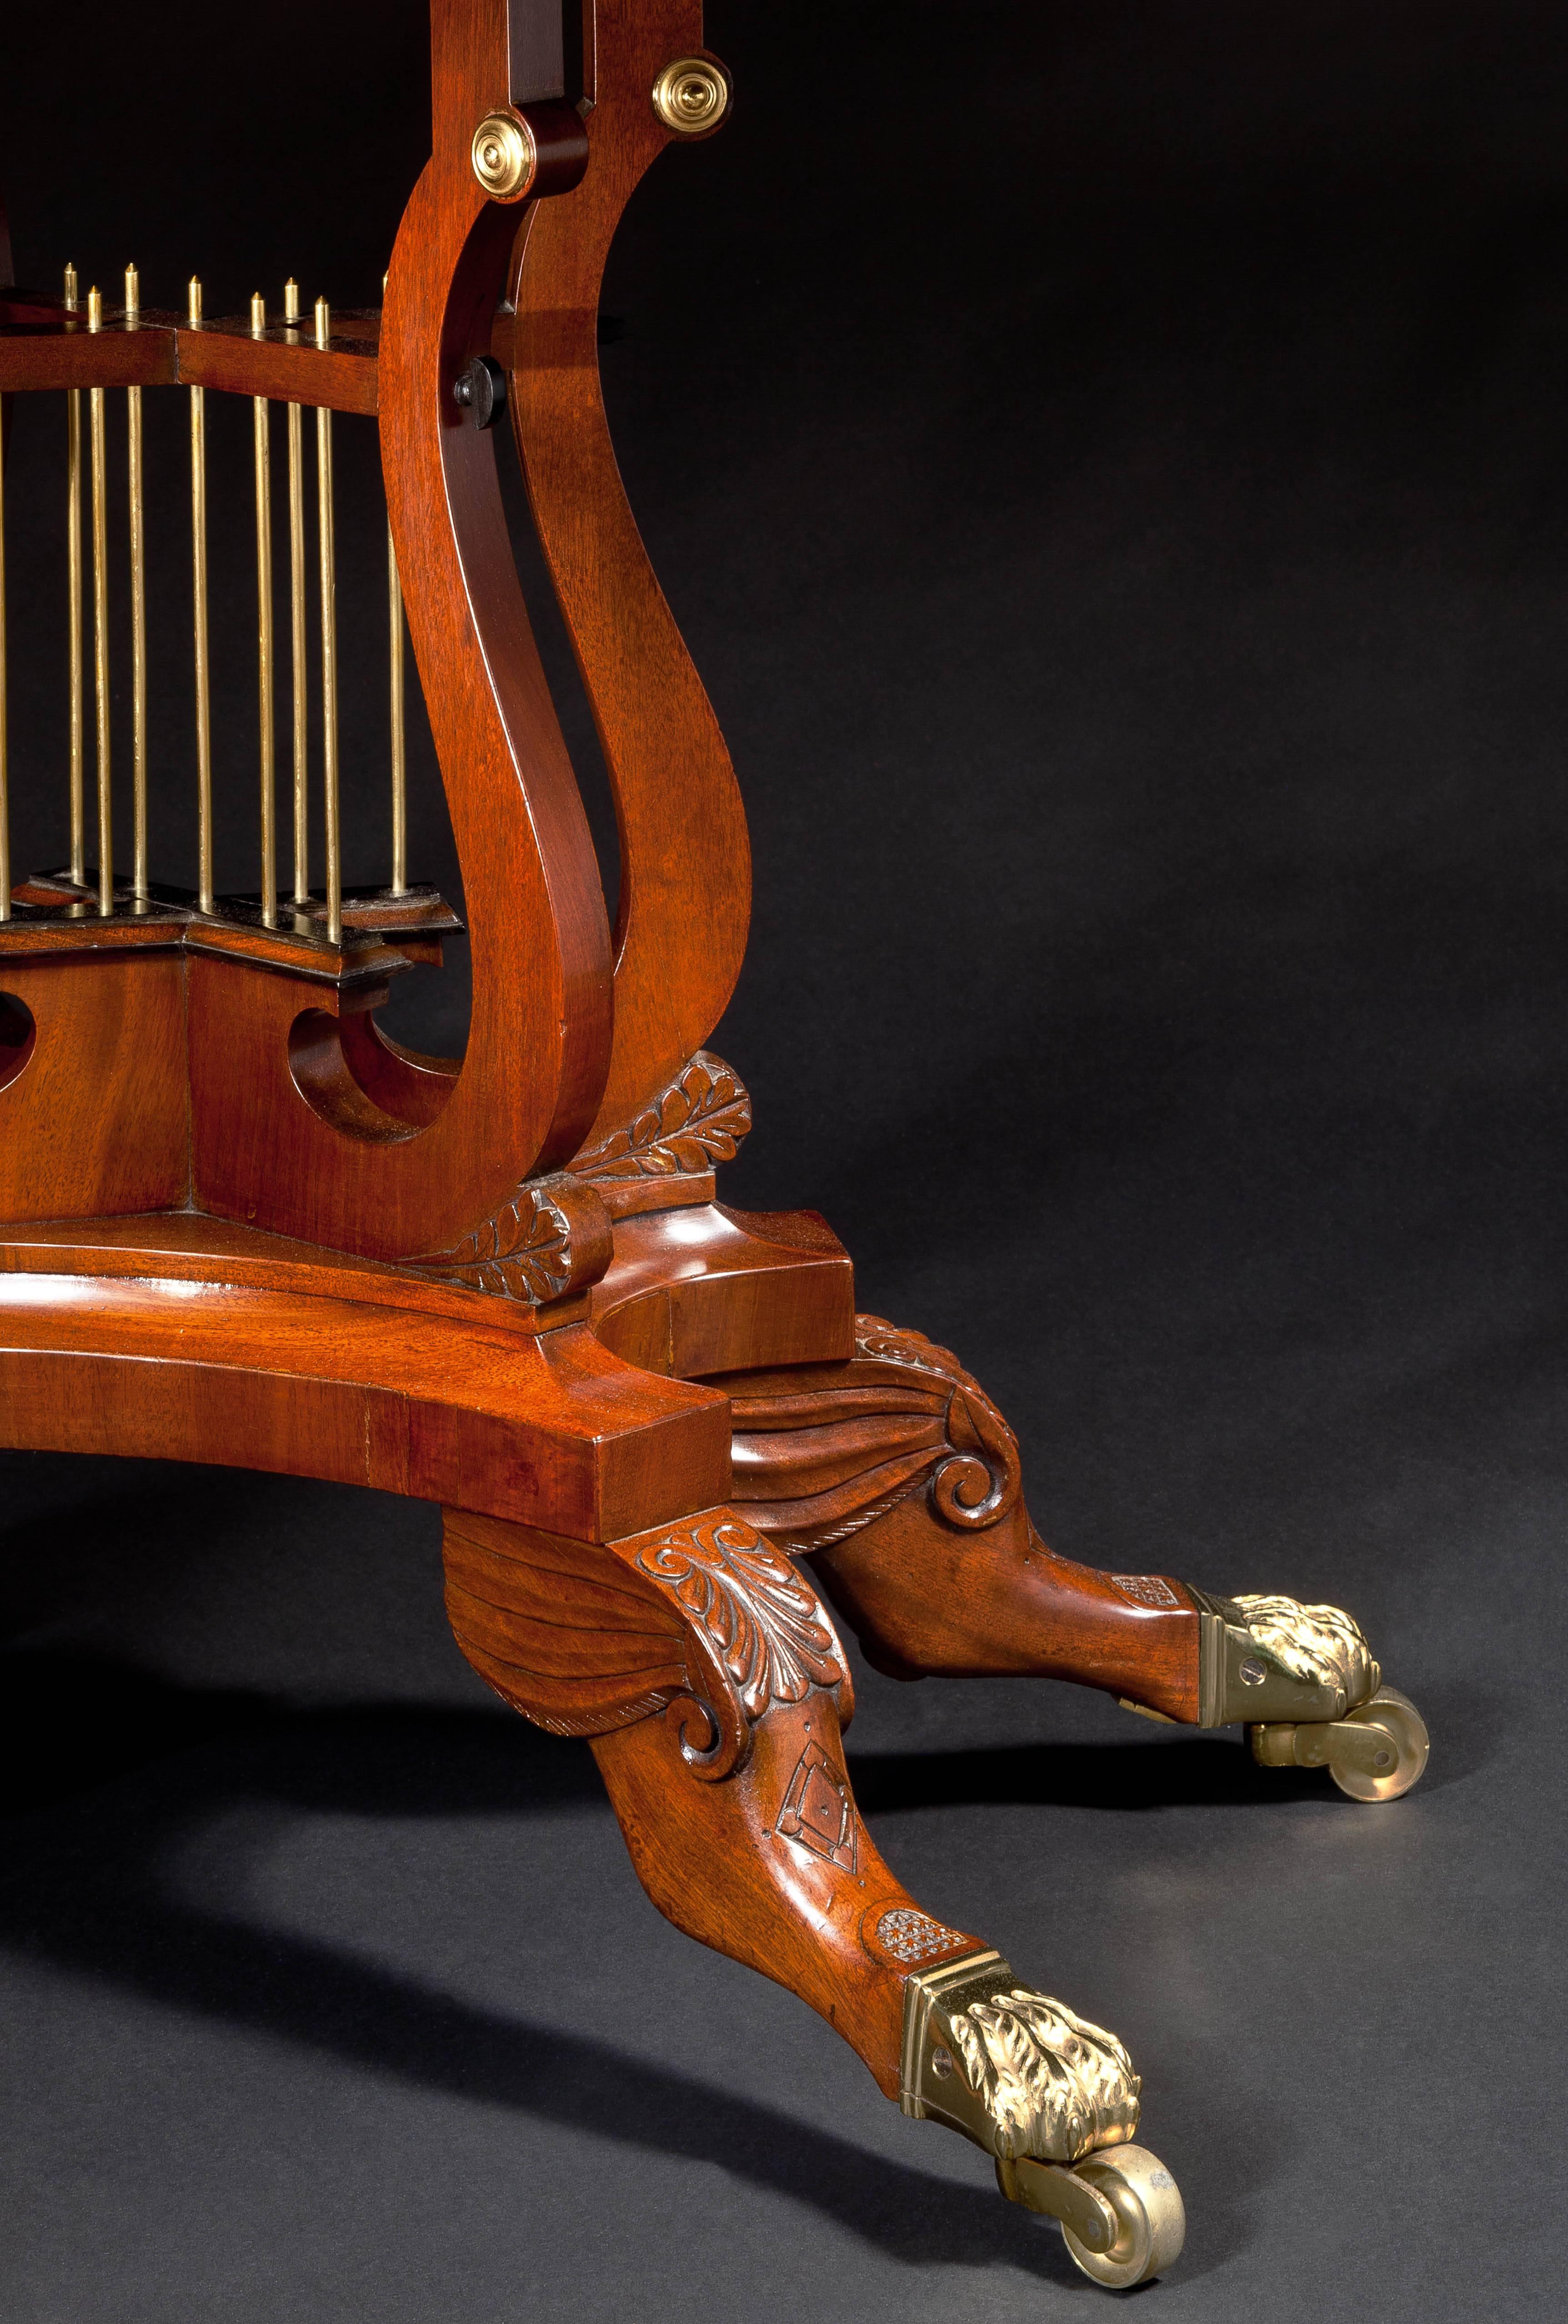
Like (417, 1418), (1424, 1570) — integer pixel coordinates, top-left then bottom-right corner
(0, 0), (1429, 2288)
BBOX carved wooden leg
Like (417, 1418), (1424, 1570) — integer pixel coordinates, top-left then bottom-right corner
(441, 1501), (1186, 2286)
(709, 1317), (1428, 1799)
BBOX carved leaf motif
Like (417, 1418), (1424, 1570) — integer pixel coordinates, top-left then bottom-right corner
(635, 1517), (844, 1727)
(577, 1050), (752, 1181)
(410, 1180), (573, 1302)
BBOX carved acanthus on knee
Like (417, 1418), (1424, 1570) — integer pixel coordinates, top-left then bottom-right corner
(441, 1504), (854, 1778)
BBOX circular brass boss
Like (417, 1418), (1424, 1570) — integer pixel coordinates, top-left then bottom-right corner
(651, 56), (730, 136)
(471, 111), (537, 200)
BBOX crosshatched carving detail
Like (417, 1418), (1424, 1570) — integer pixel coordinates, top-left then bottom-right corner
(1110, 1574), (1182, 1611)
(877, 1908), (969, 1966)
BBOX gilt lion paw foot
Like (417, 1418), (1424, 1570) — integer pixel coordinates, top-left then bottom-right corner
(1188, 1586), (1429, 1800)
(900, 1951), (1139, 2163)
(1229, 1591), (1380, 1710)
(947, 1989), (1142, 2163)
(901, 1951), (1184, 2287)
(1191, 1583), (1378, 1724)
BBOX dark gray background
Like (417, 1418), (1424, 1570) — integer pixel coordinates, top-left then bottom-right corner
(2, 3), (1565, 2318)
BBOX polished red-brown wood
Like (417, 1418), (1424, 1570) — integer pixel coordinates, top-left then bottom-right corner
(0, 3), (1238, 2237)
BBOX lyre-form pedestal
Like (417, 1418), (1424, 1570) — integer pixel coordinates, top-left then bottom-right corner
(0, 0), (1429, 2293)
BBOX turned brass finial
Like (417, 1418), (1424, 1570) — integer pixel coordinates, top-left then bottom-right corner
(188, 275), (203, 326)
(63, 261), (79, 308)
(86, 287), (102, 330)
(250, 291), (266, 335)
(284, 277), (301, 325)
(651, 56), (731, 136)
(124, 262), (140, 317)
(471, 109), (536, 200)
(314, 295), (330, 348)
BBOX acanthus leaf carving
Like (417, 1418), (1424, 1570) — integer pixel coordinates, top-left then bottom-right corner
(575, 1049), (751, 1182)
(631, 1513), (848, 1779)
(406, 1170), (612, 1304)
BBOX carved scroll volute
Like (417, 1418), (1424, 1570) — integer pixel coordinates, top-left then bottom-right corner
(504, 0), (753, 1150)
(376, 0), (613, 1243)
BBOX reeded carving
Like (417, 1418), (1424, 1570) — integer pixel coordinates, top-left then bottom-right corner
(407, 1170), (612, 1304)
(575, 1049), (751, 1183)
(728, 1313), (1023, 1551)
(943, 1991), (1141, 2166)
(635, 1514), (847, 1778)
(1231, 1593), (1380, 1711)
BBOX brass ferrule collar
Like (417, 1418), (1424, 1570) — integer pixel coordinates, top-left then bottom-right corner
(1196, 1608), (1352, 1729)
(899, 1949), (1010, 2123)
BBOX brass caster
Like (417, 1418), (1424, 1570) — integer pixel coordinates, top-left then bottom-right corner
(1250, 1683), (1430, 1802)
(997, 2145), (1186, 2289)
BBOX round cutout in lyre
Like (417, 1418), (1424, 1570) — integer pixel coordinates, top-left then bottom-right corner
(0, 994), (38, 1093)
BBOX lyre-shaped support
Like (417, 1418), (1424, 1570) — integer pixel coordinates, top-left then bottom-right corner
(504, 0), (752, 1148)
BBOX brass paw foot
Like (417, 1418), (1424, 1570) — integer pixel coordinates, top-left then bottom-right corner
(900, 1952), (1185, 2289)
(1188, 1588), (1430, 1801)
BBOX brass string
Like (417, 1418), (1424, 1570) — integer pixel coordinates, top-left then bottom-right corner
(189, 275), (213, 914)
(64, 262), (84, 885)
(251, 292), (277, 926)
(384, 268), (407, 900)
(315, 296), (341, 946)
(388, 520), (407, 897)
(87, 287), (113, 913)
(125, 263), (148, 899)
(285, 278), (308, 906)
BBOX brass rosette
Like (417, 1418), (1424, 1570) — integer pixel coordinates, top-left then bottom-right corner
(652, 56), (732, 136)
(471, 110), (537, 201)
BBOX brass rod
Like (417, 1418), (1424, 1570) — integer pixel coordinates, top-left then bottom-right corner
(388, 519), (407, 896)
(0, 391), (8, 921)
(315, 296), (341, 947)
(65, 262), (83, 884)
(88, 287), (112, 914)
(285, 280), (308, 905)
(189, 275), (213, 914)
(126, 264), (148, 898)
(251, 293), (277, 927)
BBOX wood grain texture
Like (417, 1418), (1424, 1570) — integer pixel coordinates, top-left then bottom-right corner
(0, 956), (188, 1219)
(0, 294), (380, 409)
(506, 0), (752, 1149)
(0, 1260), (730, 1539)
(590, 1202), (856, 1378)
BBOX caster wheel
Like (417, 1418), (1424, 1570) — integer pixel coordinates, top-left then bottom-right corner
(1328, 1684), (1429, 1802)
(999, 2144), (1185, 2289)
(1250, 1683), (1430, 1803)
(1065, 2143), (1186, 2289)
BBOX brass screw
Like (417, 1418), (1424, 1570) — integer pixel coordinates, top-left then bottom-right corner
(651, 56), (730, 136)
